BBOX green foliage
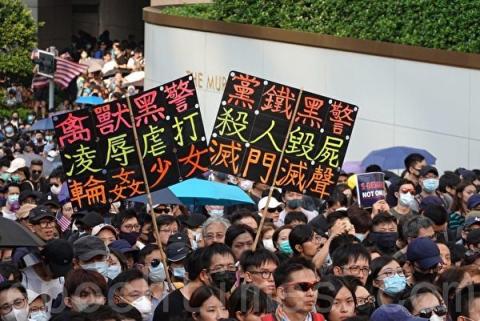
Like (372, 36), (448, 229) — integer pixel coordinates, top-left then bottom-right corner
(0, 0), (39, 81)
(162, 0), (480, 53)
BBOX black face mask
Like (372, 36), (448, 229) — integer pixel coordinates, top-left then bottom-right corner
(356, 303), (375, 317)
(119, 231), (140, 246)
(368, 232), (398, 254)
(413, 269), (437, 284)
(287, 199), (302, 209)
(31, 172), (41, 181)
(210, 271), (236, 292)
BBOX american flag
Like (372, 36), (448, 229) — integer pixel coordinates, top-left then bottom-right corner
(57, 214), (71, 232)
(32, 57), (87, 90)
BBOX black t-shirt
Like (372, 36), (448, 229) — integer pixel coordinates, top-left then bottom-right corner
(153, 289), (190, 321)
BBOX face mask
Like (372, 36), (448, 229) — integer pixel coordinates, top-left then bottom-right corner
(106, 264), (122, 280)
(355, 233), (366, 242)
(279, 240), (293, 255)
(5, 127), (13, 134)
(208, 209), (224, 217)
(7, 194), (19, 204)
(119, 231), (140, 246)
(399, 192), (414, 207)
(263, 239), (275, 251)
(383, 273), (407, 296)
(149, 262), (166, 283)
(423, 178), (439, 193)
(356, 303), (375, 317)
(172, 267), (185, 279)
(50, 185), (61, 195)
(31, 172), (41, 181)
(210, 270), (237, 292)
(413, 269), (437, 284)
(369, 232), (398, 254)
(45, 136), (52, 142)
(10, 175), (20, 183)
(130, 296), (152, 321)
(287, 199), (302, 209)
(28, 310), (49, 321)
(2, 307), (29, 321)
(429, 314), (444, 321)
(238, 180), (253, 191)
(81, 261), (108, 277)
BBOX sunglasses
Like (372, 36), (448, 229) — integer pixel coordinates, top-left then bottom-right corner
(283, 281), (321, 292)
(150, 259), (161, 268)
(417, 305), (448, 319)
(266, 206), (283, 213)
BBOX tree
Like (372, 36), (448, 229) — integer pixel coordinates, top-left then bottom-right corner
(0, 0), (39, 82)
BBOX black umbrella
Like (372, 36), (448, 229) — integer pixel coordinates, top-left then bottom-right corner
(0, 217), (45, 247)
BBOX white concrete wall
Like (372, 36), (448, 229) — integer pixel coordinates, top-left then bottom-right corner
(144, 23), (480, 172)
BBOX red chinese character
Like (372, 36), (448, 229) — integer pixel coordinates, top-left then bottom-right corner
(295, 96), (324, 129)
(163, 79), (195, 113)
(93, 103), (132, 135)
(55, 113), (91, 148)
(227, 74), (261, 109)
(69, 176), (106, 207)
(150, 158), (173, 188)
(133, 91), (165, 127)
(209, 139), (242, 174)
(110, 168), (144, 201)
(241, 148), (277, 185)
(306, 166), (334, 198)
(329, 101), (354, 136)
(178, 145), (209, 177)
(261, 85), (296, 120)
(276, 158), (308, 192)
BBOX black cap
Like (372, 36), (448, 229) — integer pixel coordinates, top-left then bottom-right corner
(73, 236), (108, 261)
(19, 190), (41, 205)
(78, 212), (104, 228)
(167, 232), (190, 246)
(42, 239), (73, 278)
(39, 192), (60, 209)
(467, 229), (480, 245)
(109, 239), (138, 254)
(166, 242), (191, 262)
(179, 214), (208, 229)
(28, 205), (55, 224)
(419, 165), (439, 177)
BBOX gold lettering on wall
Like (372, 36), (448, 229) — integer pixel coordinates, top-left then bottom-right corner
(186, 70), (227, 92)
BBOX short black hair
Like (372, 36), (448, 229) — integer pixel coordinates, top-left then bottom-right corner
(113, 303), (142, 321)
(317, 275), (353, 316)
(137, 244), (159, 265)
(240, 249), (279, 272)
(225, 224), (256, 248)
(49, 166), (65, 182)
(184, 248), (206, 281)
(393, 178), (415, 193)
(347, 207), (372, 234)
(31, 159), (43, 166)
(326, 192), (348, 209)
(0, 281), (27, 297)
(156, 214), (179, 229)
(110, 269), (147, 294)
(439, 172), (461, 193)
(284, 211), (307, 226)
(327, 210), (349, 229)
(228, 209), (259, 226)
(331, 243), (370, 269)
(201, 243), (235, 270)
(273, 256), (316, 287)
(404, 153), (425, 169)
(272, 225), (292, 250)
(228, 285), (275, 317)
(289, 224), (315, 254)
(372, 212), (397, 227)
(329, 234), (359, 256)
(450, 283), (480, 321)
(422, 205), (448, 226)
(365, 164), (382, 172)
(111, 208), (138, 229)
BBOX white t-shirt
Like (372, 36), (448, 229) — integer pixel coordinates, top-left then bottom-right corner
(21, 266), (64, 308)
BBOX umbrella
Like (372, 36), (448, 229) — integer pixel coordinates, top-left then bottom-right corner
(122, 71), (144, 88)
(361, 146), (437, 170)
(75, 96), (104, 105)
(342, 161), (364, 174)
(128, 187), (183, 205)
(170, 178), (254, 206)
(0, 217), (45, 247)
(30, 118), (54, 131)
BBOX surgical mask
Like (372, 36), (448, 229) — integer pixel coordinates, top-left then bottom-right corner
(7, 194), (19, 204)
(2, 307), (29, 321)
(279, 240), (293, 255)
(368, 232), (398, 254)
(287, 199), (302, 209)
(355, 233), (367, 242)
(28, 310), (49, 321)
(81, 261), (108, 277)
(106, 264), (122, 280)
(356, 303), (375, 317)
(208, 209), (224, 217)
(383, 274), (407, 296)
(50, 184), (61, 195)
(4, 127), (13, 134)
(130, 296), (152, 321)
(27, 115), (35, 124)
(210, 270), (237, 292)
(262, 239), (275, 251)
(10, 175), (20, 183)
(45, 136), (52, 142)
(238, 180), (253, 191)
(429, 314), (443, 321)
(149, 262), (166, 282)
(423, 178), (439, 193)
(399, 192), (414, 207)
(172, 267), (185, 279)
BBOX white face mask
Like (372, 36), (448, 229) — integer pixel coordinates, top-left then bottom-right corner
(130, 296), (152, 321)
(262, 239), (275, 251)
(399, 192), (414, 207)
(429, 313), (444, 321)
(106, 264), (122, 280)
(28, 310), (49, 321)
(50, 184), (61, 195)
(2, 307), (29, 321)
(80, 261), (108, 278)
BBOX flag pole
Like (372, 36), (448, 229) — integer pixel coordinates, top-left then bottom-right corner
(252, 88), (304, 250)
(125, 94), (175, 291)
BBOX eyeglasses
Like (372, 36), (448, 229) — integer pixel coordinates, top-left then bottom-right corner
(0, 297), (26, 315)
(342, 265), (371, 275)
(150, 259), (161, 268)
(38, 220), (55, 228)
(248, 270), (274, 279)
(208, 264), (237, 274)
(155, 207), (171, 214)
(416, 305), (448, 319)
(356, 295), (375, 306)
(159, 229), (177, 235)
(266, 206), (283, 213)
(31, 170), (42, 174)
(282, 281), (321, 292)
(122, 224), (140, 232)
(377, 268), (405, 279)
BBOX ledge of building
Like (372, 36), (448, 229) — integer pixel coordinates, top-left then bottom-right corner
(144, 6), (480, 70)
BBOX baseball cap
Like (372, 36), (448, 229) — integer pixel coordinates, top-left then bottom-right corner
(419, 196), (444, 211)
(179, 214), (208, 229)
(419, 165), (438, 177)
(466, 229), (480, 245)
(16, 203), (36, 220)
(92, 223), (117, 237)
(458, 168), (477, 182)
(27, 289), (51, 305)
(109, 239), (138, 255)
(167, 232), (190, 246)
(7, 158), (26, 173)
(258, 196), (283, 211)
(42, 239), (73, 277)
(464, 215), (480, 229)
(467, 194), (480, 210)
(73, 236), (108, 261)
(166, 242), (191, 262)
(371, 304), (428, 321)
(19, 190), (41, 205)
(39, 192), (60, 209)
(406, 237), (442, 270)
(28, 205), (55, 224)
(78, 212), (104, 228)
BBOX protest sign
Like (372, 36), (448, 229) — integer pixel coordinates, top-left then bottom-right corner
(209, 71), (359, 200)
(54, 74), (209, 210)
(356, 172), (386, 208)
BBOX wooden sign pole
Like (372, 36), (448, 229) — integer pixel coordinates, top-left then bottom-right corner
(125, 95), (175, 291)
(252, 88), (304, 250)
